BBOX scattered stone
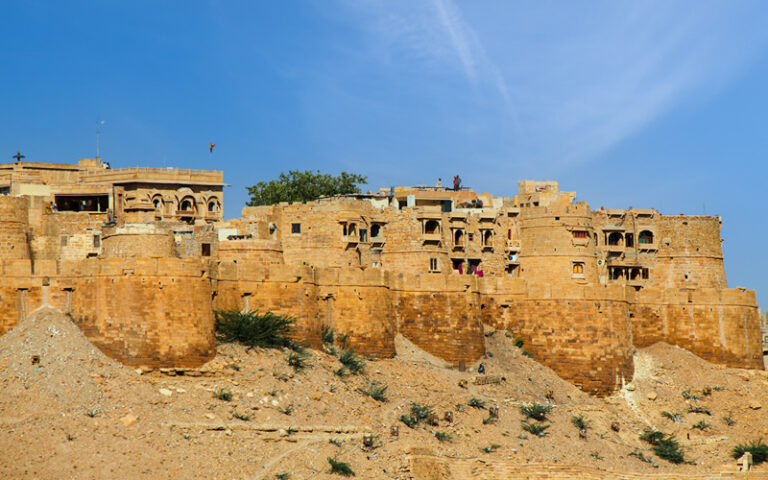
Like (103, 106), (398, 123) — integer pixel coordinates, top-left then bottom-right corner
(204, 413), (216, 420)
(473, 375), (502, 386)
(120, 414), (137, 427)
(611, 422), (620, 432)
(647, 391), (658, 401)
(159, 388), (173, 396)
(626, 384), (635, 391)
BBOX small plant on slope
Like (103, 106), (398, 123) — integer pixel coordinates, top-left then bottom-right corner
(520, 403), (552, 421)
(287, 350), (310, 371)
(360, 382), (388, 402)
(328, 457), (355, 476)
(213, 388), (233, 401)
(521, 422), (550, 436)
(571, 414), (590, 431)
(338, 349), (365, 375)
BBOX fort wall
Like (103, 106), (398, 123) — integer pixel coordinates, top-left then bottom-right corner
(631, 287), (763, 369)
(0, 196), (30, 259)
(0, 257), (216, 367)
(480, 279), (633, 395)
(518, 203), (597, 283)
(392, 273), (485, 366)
(213, 263), (323, 349)
(652, 216), (727, 289)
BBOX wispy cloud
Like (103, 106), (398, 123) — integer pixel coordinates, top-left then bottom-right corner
(331, 1), (768, 170)
(430, 0), (477, 81)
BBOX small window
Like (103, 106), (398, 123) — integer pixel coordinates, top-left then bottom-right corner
(291, 223), (301, 234)
(454, 229), (464, 245)
(572, 262), (584, 275)
(468, 233), (475, 242)
(625, 233), (634, 247)
(370, 224), (381, 238)
(92, 235), (100, 248)
(202, 243), (211, 257)
(429, 258), (438, 272)
(360, 228), (368, 242)
(642, 268), (649, 279)
(61, 235), (68, 247)
(572, 231), (588, 239)
(425, 220), (440, 234)
(483, 230), (493, 246)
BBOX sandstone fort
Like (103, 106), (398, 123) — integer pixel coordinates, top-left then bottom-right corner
(0, 156), (763, 396)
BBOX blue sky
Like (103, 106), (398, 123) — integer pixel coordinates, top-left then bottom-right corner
(2, 1), (767, 309)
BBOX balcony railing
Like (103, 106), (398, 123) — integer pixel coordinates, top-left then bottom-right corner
(342, 235), (359, 244)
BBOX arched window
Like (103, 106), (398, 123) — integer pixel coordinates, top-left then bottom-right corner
(483, 230), (492, 246)
(153, 197), (162, 210)
(573, 262), (584, 274)
(454, 229), (464, 246)
(425, 220), (440, 234)
(639, 230), (654, 244)
(180, 197), (195, 212)
(208, 200), (218, 212)
(608, 232), (623, 246)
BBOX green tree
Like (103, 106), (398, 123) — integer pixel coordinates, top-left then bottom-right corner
(246, 170), (367, 206)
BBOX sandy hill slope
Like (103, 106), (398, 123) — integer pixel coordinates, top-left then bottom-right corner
(0, 312), (767, 479)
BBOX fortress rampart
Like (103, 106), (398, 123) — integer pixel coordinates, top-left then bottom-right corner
(0, 257), (216, 367)
(0, 170), (763, 396)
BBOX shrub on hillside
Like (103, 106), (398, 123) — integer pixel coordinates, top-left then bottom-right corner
(732, 439), (768, 464)
(520, 403), (552, 421)
(214, 310), (299, 350)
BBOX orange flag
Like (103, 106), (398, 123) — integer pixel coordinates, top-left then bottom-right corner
(209, 142), (215, 153)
